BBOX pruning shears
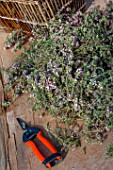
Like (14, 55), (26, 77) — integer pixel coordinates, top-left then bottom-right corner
(17, 118), (62, 168)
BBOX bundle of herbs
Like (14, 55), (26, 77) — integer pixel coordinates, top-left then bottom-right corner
(5, 1), (113, 148)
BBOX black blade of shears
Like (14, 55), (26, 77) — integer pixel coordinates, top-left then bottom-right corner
(17, 118), (29, 131)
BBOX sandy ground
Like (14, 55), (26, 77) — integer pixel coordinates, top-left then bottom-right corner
(0, 1), (113, 170)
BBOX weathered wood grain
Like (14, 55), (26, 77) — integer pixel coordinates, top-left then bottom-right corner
(0, 79), (4, 114)
(7, 111), (16, 137)
(0, 123), (7, 170)
(8, 135), (18, 170)
(0, 115), (9, 170)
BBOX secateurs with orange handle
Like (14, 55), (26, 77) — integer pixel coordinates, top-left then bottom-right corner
(17, 118), (62, 168)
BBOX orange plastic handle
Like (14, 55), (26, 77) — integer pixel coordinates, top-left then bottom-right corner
(25, 140), (51, 168)
(37, 131), (58, 154)
(25, 140), (45, 162)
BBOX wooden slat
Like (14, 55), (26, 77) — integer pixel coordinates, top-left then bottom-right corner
(5, 2), (13, 16)
(42, 2), (51, 20)
(0, 2), (17, 28)
(0, 17), (9, 29)
(23, 4), (33, 30)
(8, 135), (18, 170)
(15, 2), (24, 20)
(0, 0), (86, 33)
(45, 0), (55, 18)
(0, 79), (4, 114)
(30, 4), (40, 22)
(60, 0), (64, 6)
(53, 0), (59, 11)
(0, 115), (9, 170)
(49, 0), (56, 12)
(27, 4), (35, 21)
(7, 111), (16, 136)
(24, 4), (32, 21)
(11, 3), (22, 29)
(19, 3), (31, 30)
(37, 1), (48, 24)
(33, 3), (43, 22)
(56, 0), (61, 8)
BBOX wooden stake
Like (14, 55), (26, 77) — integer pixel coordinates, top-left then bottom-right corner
(46, 0), (55, 18)
(31, 4), (40, 23)
(36, 1), (48, 25)
(33, 2), (43, 22)
(42, 2), (51, 20)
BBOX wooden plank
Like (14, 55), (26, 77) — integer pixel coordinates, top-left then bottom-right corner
(7, 111), (16, 137)
(45, 0), (55, 18)
(0, 115), (9, 170)
(42, 2), (51, 20)
(0, 123), (7, 170)
(0, 79), (4, 109)
(8, 135), (18, 170)
(37, 2), (48, 25)
(0, 53), (9, 84)
(13, 95), (35, 170)
(30, 4), (40, 22)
